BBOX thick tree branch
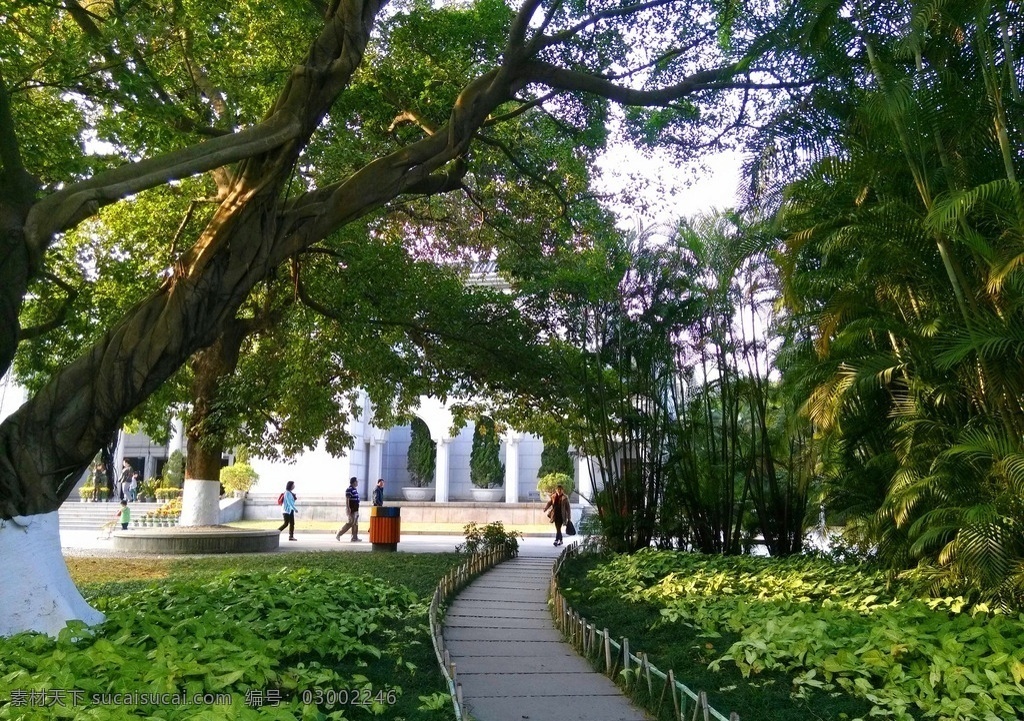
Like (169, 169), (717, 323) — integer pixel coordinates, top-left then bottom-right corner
(521, 60), (744, 105)
(24, 112), (303, 252)
(17, 272), (79, 341)
(0, 75), (37, 207)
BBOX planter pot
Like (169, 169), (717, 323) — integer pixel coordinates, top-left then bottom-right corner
(401, 487), (435, 501)
(469, 487), (504, 502)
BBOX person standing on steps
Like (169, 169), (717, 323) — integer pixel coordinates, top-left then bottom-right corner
(335, 477), (362, 542)
(117, 460), (133, 502)
(371, 478), (385, 507)
(91, 462), (106, 501)
(278, 481), (298, 541)
(544, 484), (571, 547)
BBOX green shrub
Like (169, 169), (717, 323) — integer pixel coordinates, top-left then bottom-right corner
(406, 418), (436, 487)
(537, 471), (574, 498)
(220, 462), (259, 494)
(0, 563), (455, 720)
(161, 450), (184, 489)
(569, 549), (1024, 721)
(538, 434), (574, 478)
(457, 521), (522, 556)
(470, 417), (504, 488)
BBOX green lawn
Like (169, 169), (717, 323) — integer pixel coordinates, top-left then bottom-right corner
(1, 552), (465, 720)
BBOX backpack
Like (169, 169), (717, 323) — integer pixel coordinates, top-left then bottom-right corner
(277, 493), (285, 505)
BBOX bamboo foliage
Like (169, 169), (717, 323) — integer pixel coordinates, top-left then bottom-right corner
(768, 0), (1024, 604)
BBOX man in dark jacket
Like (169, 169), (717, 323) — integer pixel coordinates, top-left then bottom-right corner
(335, 477), (361, 542)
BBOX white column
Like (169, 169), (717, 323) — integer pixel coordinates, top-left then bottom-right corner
(577, 455), (595, 506)
(169, 418), (186, 453)
(434, 438), (451, 503)
(113, 429), (126, 475)
(503, 432), (522, 503)
(368, 428), (388, 484)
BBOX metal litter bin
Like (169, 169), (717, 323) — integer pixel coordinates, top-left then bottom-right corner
(369, 506), (400, 551)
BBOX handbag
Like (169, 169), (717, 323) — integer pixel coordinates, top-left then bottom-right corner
(564, 519), (576, 536)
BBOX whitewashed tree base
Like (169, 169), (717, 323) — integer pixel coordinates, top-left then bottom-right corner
(180, 479), (221, 526)
(0, 512), (104, 637)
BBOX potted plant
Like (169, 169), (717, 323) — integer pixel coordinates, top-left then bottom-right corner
(137, 480), (156, 502)
(220, 462), (259, 498)
(469, 417), (505, 501)
(155, 487), (183, 501)
(402, 418), (436, 501)
(78, 485), (95, 502)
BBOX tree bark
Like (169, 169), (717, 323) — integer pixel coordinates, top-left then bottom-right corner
(184, 316), (250, 482)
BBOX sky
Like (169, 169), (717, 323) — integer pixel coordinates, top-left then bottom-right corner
(594, 145), (744, 230)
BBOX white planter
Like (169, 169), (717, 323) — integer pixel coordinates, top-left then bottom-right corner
(401, 487), (435, 501)
(469, 487), (504, 502)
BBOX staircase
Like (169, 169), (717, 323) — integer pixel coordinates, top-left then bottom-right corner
(58, 501), (165, 530)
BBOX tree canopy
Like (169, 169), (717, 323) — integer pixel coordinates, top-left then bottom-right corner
(1, 0), (807, 519)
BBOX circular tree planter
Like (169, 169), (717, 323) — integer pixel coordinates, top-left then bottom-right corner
(469, 487), (504, 502)
(401, 487), (435, 501)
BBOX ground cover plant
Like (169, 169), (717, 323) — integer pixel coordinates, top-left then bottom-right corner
(1, 552), (462, 720)
(559, 549), (1024, 721)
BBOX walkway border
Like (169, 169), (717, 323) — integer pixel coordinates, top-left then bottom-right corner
(429, 545), (516, 721)
(550, 543), (740, 721)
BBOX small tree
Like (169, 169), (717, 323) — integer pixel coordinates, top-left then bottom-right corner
(470, 417), (504, 488)
(220, 463), (259, 495)
(538, 434), (574, 479)
(161, 450), (185, 489)
(406, 418), (436, 487)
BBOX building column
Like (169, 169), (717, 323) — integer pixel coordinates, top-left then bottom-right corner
(169, 418), (186, 454)
(503, 431), (522, 503)
(576, 455), (595, 506)
(368, 428), (388, 485)
(434, 438), (452, 503)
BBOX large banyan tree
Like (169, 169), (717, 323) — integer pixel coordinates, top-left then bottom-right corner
(0, 0), (804, 635)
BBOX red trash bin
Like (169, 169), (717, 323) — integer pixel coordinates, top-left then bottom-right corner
(369, 506), (400, 551)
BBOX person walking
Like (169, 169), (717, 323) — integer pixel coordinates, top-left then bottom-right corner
(335, 477), (362, 542)
(544, 484), (572, 547)
(278, 481), (298, 541)
(117, 460), (133, 502)
(371, 478), (385, 507)
(128, 471), (139, 502)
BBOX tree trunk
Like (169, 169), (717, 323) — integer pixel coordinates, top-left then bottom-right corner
(180, 319), (249, 526)
(0, 512), (104, 636)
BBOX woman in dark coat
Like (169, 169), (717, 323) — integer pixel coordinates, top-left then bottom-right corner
(544, 484), (572, 546)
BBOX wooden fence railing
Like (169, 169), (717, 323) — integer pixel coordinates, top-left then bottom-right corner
(429, 545), (515, 721)
(551, 542), (740, 721)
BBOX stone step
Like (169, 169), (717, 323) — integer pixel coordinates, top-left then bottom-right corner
(59, 502), (167, 530)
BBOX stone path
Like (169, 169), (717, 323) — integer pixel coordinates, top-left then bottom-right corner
(444, 550), (651, 721)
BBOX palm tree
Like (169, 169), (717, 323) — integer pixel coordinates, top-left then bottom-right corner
(765, 0), (1024, 604)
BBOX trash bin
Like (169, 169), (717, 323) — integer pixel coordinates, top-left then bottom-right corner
(369, 506), (400, 551)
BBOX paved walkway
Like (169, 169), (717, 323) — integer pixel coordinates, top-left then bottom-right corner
(444, 548), (651, 721)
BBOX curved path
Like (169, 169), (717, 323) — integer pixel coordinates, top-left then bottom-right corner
(443, 547), (651, 721)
